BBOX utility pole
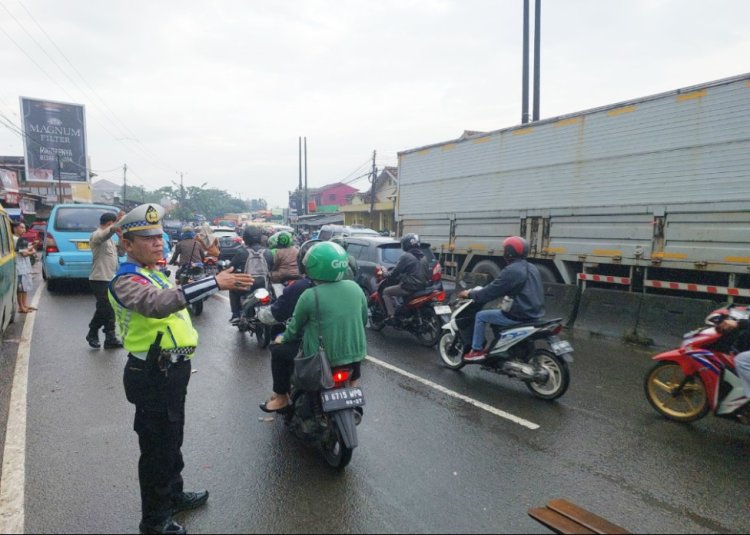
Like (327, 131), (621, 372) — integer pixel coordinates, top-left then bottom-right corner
(532, 0), (542, 122)
(521, 0), (530, 124)
(303, 137), (308, 216)
(123, 163), (128, 204)
(369, 150), (377, 229)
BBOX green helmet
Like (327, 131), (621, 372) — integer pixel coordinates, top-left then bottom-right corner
(304, 242), (349, 282)
(277, 231), (293, 248)
(267, 232), (280, 249)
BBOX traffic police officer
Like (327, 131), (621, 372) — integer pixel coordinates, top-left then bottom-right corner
(109, 204), (253, 535)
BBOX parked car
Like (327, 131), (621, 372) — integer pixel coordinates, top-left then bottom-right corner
(318, 224), (380, 241)
(342, 236), (441, 294)
(42, 203), (121, 291)
(162, 219), (183, 242)
(0, 204), (17, 334)
(211, 225), (244, 261)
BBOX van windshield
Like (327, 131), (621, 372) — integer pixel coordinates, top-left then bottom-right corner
(54, 208), (117, 232)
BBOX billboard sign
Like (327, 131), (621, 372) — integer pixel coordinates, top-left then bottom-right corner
(20, 97), (89, 183)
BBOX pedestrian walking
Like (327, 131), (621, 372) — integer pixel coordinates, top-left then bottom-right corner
(109, 204), (253, 535)
(86, 211), (123, 349)
(11, 221), (36, 314)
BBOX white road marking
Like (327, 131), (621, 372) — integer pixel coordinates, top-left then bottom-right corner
(365, 355), (540, 430)
(0, 289), (42, 533)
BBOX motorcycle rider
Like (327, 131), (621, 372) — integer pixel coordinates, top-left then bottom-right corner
(269, 231), (300, 283)
(718, 316), (750, 412)
(457, 236), (545, 362)
(260, 241), (368, 413)
(169, 225), (205, 278)
(228, 225), (274, 324)
(258, 240), (318, 412)
(383, 234), (430, 322)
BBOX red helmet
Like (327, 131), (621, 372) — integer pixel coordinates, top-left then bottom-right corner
(502, 236), (529, 260)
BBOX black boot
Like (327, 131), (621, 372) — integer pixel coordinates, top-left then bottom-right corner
(172, 489), (209, 514)
(85, 329), (100, 349)
(103, 331), (123, 349)
(138, 518), (186, 535)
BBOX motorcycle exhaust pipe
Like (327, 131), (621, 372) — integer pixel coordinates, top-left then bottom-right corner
(501, 361), (549, 383)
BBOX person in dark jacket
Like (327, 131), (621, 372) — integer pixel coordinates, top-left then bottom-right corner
(457, 236), (545, 362)
(228, 225), (275, 323)
(383, 234), (430, 320)
(169, 226), (205, 268)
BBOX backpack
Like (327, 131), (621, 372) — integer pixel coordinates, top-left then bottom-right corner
(244, 247), (269, 278)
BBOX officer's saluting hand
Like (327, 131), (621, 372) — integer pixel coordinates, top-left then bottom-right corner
(108, 204), (252, 535)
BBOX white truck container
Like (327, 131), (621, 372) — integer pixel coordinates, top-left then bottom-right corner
(397, 73), (750, 299)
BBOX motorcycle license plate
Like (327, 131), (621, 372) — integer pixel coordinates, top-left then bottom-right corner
(434, 305), (451, 315)
(321, 387), (365, 413)
(550, 340), (573, 355)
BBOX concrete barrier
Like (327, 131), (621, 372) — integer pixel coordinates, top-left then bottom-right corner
(543, 283), (581, 326)
(574, 288), (641, 339)
(635, 294), (719, 348)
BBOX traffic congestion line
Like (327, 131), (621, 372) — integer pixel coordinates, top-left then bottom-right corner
(365, 355), (540, 430)
(0, 289), (41, 533)
(213, 293), (539, 430)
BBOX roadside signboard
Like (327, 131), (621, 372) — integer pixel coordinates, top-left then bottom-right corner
(19, 97), (89, 183)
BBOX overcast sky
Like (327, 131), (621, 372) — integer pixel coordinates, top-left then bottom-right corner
(0, 0), (748, 207)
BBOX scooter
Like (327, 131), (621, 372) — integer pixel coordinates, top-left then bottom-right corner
(175, 262), (207, 316)
(237, 285), (275, 347)
(644, 304), (750, 424)
(283, 364), (364, 469)
(438, 287), (573, 400)
(368, 265), (448, 347)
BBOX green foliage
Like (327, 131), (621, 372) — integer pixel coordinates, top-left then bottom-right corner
(125, 183), (252, 221)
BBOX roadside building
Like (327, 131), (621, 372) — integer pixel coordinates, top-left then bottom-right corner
(340, 166), (398, 234)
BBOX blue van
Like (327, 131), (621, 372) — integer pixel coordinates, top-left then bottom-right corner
(42, 203), (121, 291)
(0, 203), (17, 333)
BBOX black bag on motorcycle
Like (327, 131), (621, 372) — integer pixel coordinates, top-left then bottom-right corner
(292, 288), (335, 391)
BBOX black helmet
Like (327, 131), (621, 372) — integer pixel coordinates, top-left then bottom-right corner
(401, 233), (420, 251)
(297, 239), (322, 275)
(502, 236), (529, 260)
(242, 225), (263, 246)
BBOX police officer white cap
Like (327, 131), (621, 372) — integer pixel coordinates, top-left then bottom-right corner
(116, 204), (165, 237)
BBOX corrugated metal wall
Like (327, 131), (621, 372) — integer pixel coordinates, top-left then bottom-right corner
(398, 76), (750, 219)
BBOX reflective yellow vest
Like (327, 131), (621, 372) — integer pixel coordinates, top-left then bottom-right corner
(108, 263), (199, 356)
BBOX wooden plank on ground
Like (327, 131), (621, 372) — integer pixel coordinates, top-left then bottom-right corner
(528, 507), (596, 535)
(547, 499), (630, 534)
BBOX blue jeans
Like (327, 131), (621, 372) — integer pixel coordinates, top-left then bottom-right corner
(472, 309), (520, 350)
(736, 351), (750, 396)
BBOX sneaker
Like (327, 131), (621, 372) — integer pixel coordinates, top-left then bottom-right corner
(229, 315), (240, 325)
(463, 349), (488, 362)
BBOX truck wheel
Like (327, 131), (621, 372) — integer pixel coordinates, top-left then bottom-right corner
(535, 264), (557, 284)
(471, 260), (501, 281)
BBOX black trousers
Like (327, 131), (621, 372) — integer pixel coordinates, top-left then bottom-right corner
(89, 280), (115, 333)
(230, 277), (267, 316)
(123, 355), (191, 524)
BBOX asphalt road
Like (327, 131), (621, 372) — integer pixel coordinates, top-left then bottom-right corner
(4, 282), (750, 533)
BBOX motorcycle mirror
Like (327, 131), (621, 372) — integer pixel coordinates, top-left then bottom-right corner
(254, 288), (270, 300)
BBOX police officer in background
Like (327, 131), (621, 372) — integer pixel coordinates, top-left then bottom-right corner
(109, 204), (253, 535)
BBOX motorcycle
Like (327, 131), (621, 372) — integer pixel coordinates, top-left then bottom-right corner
(237, 285), (275, 348)
(644, 304), (750, 424)
(176, 262), (208, 316)
(283, 364), (364, 469)
(367, 265), (448, 347)
(203, 256), (220, 277)
(438, 287), (573, 400)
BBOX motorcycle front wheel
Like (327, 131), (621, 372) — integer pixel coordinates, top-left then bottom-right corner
(256, 325), (271, 348)
(190, 300), (204, 316)
(644, 361), (709, 422)
(321, 425), (353, 469)
(414, 309), (442, 347)
(368, 303), (386, 331)
(525, 349), (570, 400)
(438, 331), (466, 370)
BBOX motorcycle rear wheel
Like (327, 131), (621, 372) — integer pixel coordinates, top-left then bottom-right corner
(439, 331), (466, 370)
(525, 349), (570, 400)
(321, 426), (353, 469)
(645, 361), (709, 422)
(414, 310), (441, 347)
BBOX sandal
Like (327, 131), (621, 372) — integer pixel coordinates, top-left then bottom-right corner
(259, 395), (291, 414)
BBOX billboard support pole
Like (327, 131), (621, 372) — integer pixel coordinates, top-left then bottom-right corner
(56, 154), (63, 204)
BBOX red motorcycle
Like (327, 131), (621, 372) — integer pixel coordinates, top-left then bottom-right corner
(644, 304), (750, 424)
(368, 264), (448, 347)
